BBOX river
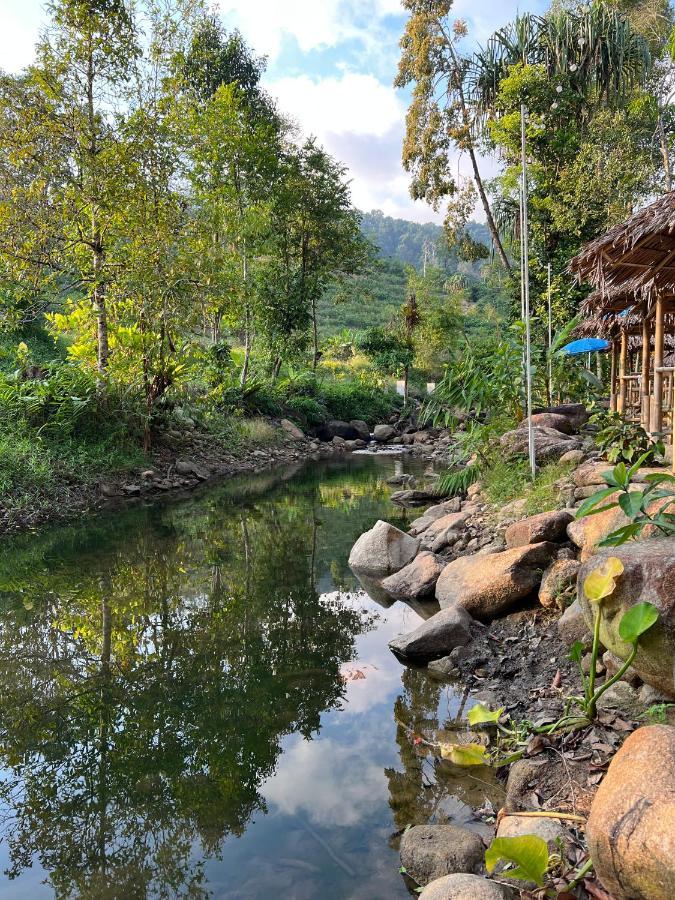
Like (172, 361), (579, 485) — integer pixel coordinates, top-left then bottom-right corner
(0, 455), (499, 899)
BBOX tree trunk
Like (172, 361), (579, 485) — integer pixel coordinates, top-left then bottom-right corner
(86, 45), (109, 376)
(311, 295), (319, 370)
(240, 246), (251, 386)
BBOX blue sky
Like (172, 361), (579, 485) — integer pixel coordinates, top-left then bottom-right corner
(1, 0), (546, 222)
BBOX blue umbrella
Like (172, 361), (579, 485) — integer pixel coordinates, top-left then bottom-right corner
(560, 338), (610, 356)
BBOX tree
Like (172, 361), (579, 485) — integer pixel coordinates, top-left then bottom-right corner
(262, 140), (370, 373)
(396, 1), (514, 277)
(0, 0), (140, 376)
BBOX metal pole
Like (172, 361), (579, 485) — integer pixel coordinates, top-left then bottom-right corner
(547, 262), (552, 404)
(521, 104), (535, 479)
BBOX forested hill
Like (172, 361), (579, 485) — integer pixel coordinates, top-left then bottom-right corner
(359, 210), (491, 270)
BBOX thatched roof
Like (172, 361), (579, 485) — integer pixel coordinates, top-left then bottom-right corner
(570, 192), (675, 303)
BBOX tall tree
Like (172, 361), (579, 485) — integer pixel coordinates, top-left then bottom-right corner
(396, 1), (514, 277)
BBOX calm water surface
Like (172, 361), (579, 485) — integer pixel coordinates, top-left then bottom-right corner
(0, 455), (501, 899)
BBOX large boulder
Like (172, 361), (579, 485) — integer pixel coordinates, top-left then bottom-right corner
(280, 418), (304, 440)
(349, 419), (371, 441)
(348, 520), (420, 579)
(539, 558), (580, 608)
(533, 403), (589, 429)
(315, 419), (360, 441)
(381, 552), (445, 601)
(500, 426), (582, 463)
(399, 824), (484, 886)
(505, 509), (573, 548)
(419, 512), (470, 551)
(409, 499), (462, 536)
(391, 489), (440, 507)
(587, 725), (675, 900)
(373, 424), (396, 442)
(388, 606), (474, 663)
(518, 412), (575, 435)
(435, 543), (557, 621)
(577, 540), (675, 696)
(419, 874), (514, 900)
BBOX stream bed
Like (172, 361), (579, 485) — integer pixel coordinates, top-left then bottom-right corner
(0, 455), (499, 899)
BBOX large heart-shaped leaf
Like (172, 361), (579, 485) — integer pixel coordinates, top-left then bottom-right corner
(618, 490), (645, 519)
(439, 742), (488, 766)
(467, 703), (504, 727)
(583, 557), (624, 603)
(618, 602), (659, 644)
(485, 835), (549, 886)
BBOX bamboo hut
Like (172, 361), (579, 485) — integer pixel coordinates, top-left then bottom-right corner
(570, 193), (675, 466)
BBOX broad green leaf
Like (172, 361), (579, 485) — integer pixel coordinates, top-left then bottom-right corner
(575, 487), (618, 519)
(619, 602), (659, 644)
(568, 640), (584, 664)
(485, 835), (549, 886)
(439, 742), (488, 766)
(467, 703), (504, 726)
(618, 491), (644, 519)
(583, 557), (624, 603)
(613, 462), (628, 489)
(599, 523), (642, 546)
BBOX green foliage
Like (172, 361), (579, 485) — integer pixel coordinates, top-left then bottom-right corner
(619, 601), (660, 643)
(575, 456), (675, 545)
(589, 410), (664, 464)
(485, 835), (550, 886)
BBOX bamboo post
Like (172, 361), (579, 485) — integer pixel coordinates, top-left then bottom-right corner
(618, 330), (628, 414)
(610, 339), (617, 411)
(651, 296), (664, 435)
(641, 314), (651, 429)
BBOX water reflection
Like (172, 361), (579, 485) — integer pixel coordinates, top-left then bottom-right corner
(0, 457), (494, 899)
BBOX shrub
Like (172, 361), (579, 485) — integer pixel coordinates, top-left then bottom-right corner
(318, 380), (400, 423)
(285, 394), (326, 425)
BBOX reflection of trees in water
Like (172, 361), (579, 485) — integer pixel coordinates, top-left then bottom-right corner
(385, 669), (504, 840)
(0, 467), (381, 897)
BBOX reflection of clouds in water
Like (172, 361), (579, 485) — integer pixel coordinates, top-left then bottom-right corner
(263, 732), (385, 827)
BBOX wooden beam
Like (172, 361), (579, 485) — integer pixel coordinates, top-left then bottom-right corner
(618, 330), (628, 414)
(610, 339), (617, 411)
(651, 295), (665, 434)
(641, 314), (651, 429)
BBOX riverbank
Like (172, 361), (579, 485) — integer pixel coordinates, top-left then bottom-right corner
(0, 415), (455, 536)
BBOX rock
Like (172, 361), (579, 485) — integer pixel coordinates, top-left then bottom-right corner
(596, 680), (640, 712)
(602, 651), (642, 688)
(435, 543), (557, 621)
(577, 541), (675, 696)
(349, 419), (371, 441)
(505, 509), (573, 548)
(568, 489), (663, 557)
(316, 419), (359, 441)
(381, 552), (446, 601)
(410, 503), (459, 536)
(175, 458), (210, 480)
(419, 512), (470, 551)
(344, 439), (366, 451)
(467, 482), (482, 500)
(99, 481), (118, 498)
(587, 724), (675, 900)
(539, 559), (580, 609)
(332, 435), (346, 448)
(581, 652), (605, 676)
(391, 489), (440, 507)
(427, 655), (457, 676)
(280, 418), (304, 440)
(500, 426), (582, 463)
(387, 473), (416, 487)
(497, 814), (566, 846)
(496, 498), (528, 522)
(557, 599), (590, 647)
(122, 483), (141, 495)
(413, 430), (432, 443)
(518, 412), (575, 434)
(534, 403), (589, 429)
(348, 520), (420, 579)
(399, 824), (484, 886)
(374, 424), (396, 442)
(388, 606), (474, 663)
(639, 683), (672, 705)
(559, 448), (585, 465)
(419, 874), (514, 900)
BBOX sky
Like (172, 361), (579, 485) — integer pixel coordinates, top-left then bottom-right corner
(0, 0), (546, 223)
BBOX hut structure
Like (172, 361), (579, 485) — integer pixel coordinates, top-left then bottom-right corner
(570, 193), (675, 466)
